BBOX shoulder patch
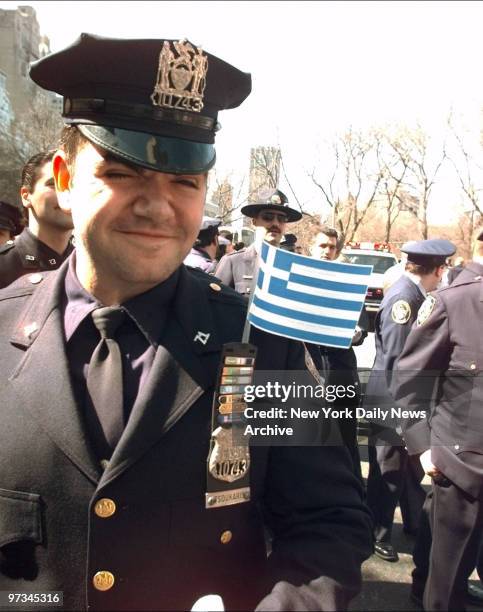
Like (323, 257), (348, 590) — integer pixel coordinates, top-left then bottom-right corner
(391, 299), (411, 324)
(417, 295), (436, 326)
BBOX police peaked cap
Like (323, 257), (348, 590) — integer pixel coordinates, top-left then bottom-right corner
(0, 200), (23, 234)
(29, 34), (252, 174)
(280, 233), (298, 246)
(401, 238), (456, 265)
(241, 189), (302, 222)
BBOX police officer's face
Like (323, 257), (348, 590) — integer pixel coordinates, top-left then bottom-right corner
(21, 162), (74, 231)
(252, 210), (287, 246)
(311, 233), (339, 261)
(54, 142), (207, 302)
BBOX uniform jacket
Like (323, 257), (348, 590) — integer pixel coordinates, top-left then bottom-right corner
(392, 262), (483, 498)
(364, 274), (426, 410)
(215, 244), (257, 295)
(183, 247), (217, 274)
(0, 228), (74, 289)
(0, 261), (372, 611)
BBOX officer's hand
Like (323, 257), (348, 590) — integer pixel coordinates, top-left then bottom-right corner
(419, 449), (441, 477)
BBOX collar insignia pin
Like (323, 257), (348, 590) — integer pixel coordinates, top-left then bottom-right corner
(194, 331), (210, 345)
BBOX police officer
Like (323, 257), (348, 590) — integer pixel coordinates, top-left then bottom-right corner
(0, 150), (74, 289)
(0, 200), (23, 246)
(0, 34), (372, 611)
(184, 216), (221, 273)
(215, 189), (302, 295)
(307, 225), (369, 480)
(392, 228), (483, 611)
(364, 238), (456, 562)
(279, 233), (298, 252)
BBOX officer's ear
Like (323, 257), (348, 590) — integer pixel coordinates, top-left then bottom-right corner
(20, 185), (32, 211)
(53, 150), (72, 213)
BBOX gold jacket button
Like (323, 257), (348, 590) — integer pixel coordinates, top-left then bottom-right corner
(93, 570), (115, 591)
(210, 282), (222, 292)
(94, 498), (116, 518)
(220, 530), (233, 544)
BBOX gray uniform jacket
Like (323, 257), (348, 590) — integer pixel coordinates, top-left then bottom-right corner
(0, 261), (372, 611)
(215, 243), (257, 295)
(392, 262), (483, 499)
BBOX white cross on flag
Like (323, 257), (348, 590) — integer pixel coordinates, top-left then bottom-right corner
(247, 242), (373, 348)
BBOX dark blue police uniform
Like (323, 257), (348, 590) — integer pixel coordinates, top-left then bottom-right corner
(393, 254), (483, 611)
(364, 239), (455, 562)
(0, 227), (73, 289)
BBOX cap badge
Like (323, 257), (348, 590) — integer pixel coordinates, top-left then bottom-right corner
(270, 194), (282, 204)
(151, 39), (208, 113)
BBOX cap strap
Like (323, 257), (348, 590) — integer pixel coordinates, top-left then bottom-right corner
(64, 97), (219, 132)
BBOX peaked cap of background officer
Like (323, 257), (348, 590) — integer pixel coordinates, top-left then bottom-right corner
(241, 189), (302, 222)
(401, 238), (456, 265)
(0, 200), (23, 235)
(29, 34), (251, 174)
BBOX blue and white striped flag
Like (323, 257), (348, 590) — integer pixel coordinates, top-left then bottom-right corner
(247, 242), (373, 348)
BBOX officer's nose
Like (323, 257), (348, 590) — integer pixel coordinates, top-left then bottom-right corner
(131, 172), (175, 219)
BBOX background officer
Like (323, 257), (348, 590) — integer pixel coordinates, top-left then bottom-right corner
(0, 34), (372, 611)
(0, 150), (74, 288)
(279, 233), (298, 252)
(307, 225), (369, 480)
(0, 199), (23, 246)
(184, 216), (221, 273)
(364, 238), (456, 562)
(215, 189), (301, 295)
(393, 227), (483, 611)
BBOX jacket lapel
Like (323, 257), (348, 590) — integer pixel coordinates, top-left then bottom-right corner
(8, 266), (101, 484)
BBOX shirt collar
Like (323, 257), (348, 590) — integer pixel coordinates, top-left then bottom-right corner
(63, 254), (180, 346)
(404, 271), (427, 297)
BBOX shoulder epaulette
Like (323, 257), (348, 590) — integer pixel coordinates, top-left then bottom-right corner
(0, 240), (15, 254)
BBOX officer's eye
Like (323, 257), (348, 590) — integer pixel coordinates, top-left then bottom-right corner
(175, 177), (200, 189)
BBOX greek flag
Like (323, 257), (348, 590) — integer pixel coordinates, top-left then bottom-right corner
(247, 242), (373, 348)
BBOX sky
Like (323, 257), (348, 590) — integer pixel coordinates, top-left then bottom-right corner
(2, 0), (483, 227)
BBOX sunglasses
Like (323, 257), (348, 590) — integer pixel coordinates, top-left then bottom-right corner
(259, 212), (288, 223)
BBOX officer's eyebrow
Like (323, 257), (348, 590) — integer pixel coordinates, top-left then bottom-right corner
(95, 154), (142, 174)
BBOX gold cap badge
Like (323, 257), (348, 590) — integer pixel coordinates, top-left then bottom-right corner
(151, 39), (208, 113)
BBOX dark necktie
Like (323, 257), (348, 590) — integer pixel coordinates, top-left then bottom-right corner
(87, 306), (126, 452)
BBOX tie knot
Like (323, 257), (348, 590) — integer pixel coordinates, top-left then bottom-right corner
(91, 307), (126, 339)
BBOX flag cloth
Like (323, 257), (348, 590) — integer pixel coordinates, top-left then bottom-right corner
(247, 242), (373, 348)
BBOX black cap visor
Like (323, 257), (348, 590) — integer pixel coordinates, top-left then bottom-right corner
(79, 125), (216, 174)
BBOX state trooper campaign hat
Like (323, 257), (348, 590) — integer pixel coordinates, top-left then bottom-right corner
(29, 34), (252, 174)
(401, 238), (456, 266)
(241, 189), (302, 222)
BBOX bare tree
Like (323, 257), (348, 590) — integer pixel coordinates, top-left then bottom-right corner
(309, 127), (384, 241)
(0, 92), (63, 205)
(385, 123), (448, 239)
(446, 113), (483, 242)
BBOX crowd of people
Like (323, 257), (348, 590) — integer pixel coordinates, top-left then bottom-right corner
(0, 32), (482, 612)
